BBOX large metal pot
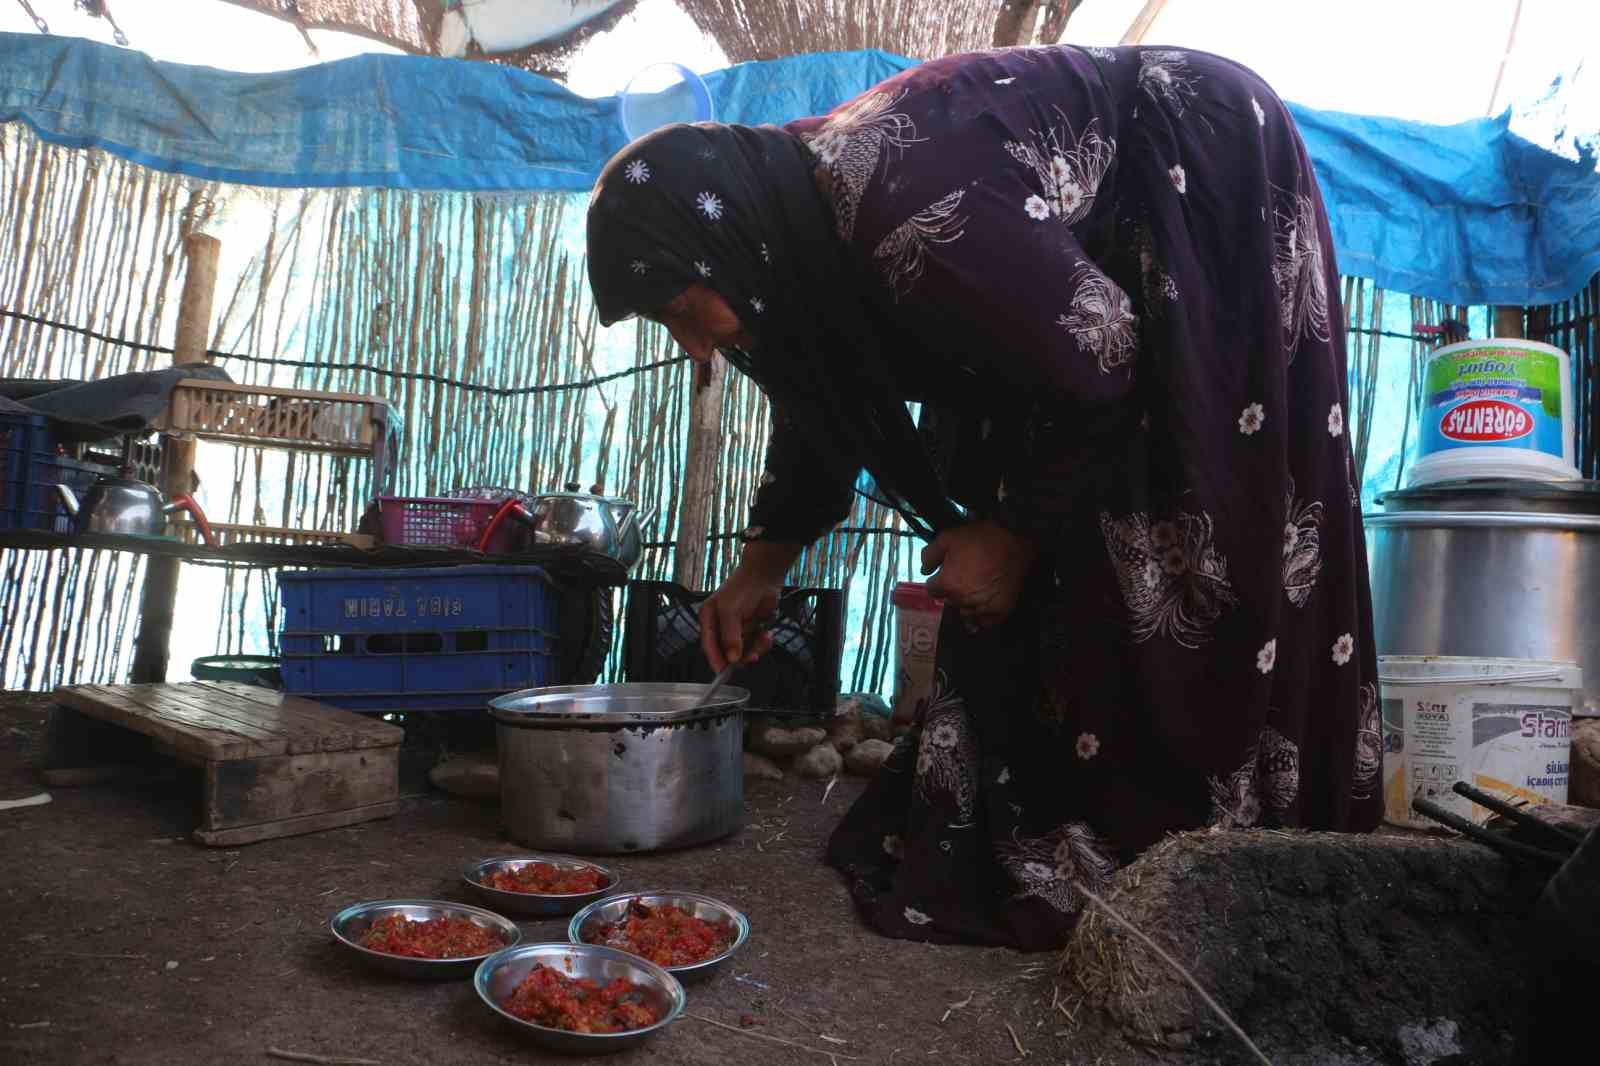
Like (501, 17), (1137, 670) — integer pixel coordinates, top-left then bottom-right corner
(1366, 478), (1600, 715)
(488, 682), (749, 855)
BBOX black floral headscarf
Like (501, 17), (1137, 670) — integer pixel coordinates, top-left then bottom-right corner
(585, 122), (961, 540)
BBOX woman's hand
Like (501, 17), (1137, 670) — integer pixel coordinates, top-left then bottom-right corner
(698, 541), (799, 671)
(921, 520), (1037, 632)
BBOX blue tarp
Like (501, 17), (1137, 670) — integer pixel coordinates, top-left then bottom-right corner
(2, 32), (1597, 306)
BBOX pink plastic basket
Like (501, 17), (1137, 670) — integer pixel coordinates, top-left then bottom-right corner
(377, 496), (519, 552)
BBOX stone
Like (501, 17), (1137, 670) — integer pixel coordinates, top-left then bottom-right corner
(1570, 719), (1600, 808)
(845, 738), (893, 776)
(428, 751), (499, 801)
(826, 707), (864, 752)
(1396, 1019), (1463, 1066)
(748, 723), (827, 760)
(743, 751), (785, 782)
(860, 710), (893, 743)
(837, 693), (891, 718)
(792, 742), (842, 780)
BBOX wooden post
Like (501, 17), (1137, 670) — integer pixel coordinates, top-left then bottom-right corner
(992, 1), (1042, 47)
(1494, 305), (1526, 339)
(1120, 0), (1170, 45)
(130, 233), (221, 684)
(672, 355), (726, 592)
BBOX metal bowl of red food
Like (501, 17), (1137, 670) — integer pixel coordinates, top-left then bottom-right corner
(474, 942), (685, 1055)
(329, 898), (521, 979)
(566, 890), (748, 983)
(462, 855), (617, 917)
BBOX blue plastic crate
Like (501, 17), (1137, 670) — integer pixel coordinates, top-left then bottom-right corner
(276, 564), (562, 713)
(1, 413), (114, 533)
(277, 565), (559, 634)
(279, 645), (557, 713)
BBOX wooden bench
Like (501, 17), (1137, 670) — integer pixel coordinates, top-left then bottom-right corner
(48, 681), (404, 846)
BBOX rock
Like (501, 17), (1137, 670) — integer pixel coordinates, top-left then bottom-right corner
(743, 751), (785, 781)
(1396, 1019), (1463, 1066)
(860, 711), (893, 743)
(428, 752), (499, 801)
(1570, 719), (1600, 808)
(792, 742), (842, 780)
(748, 723), (827, 760)
(845, 738), (893, 776)
(837, 693), (891, 718)
(826, 708), (864, 752)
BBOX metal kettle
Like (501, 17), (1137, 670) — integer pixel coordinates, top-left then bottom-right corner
(477, 482), (650, 569)
(56, 477), (217, 544)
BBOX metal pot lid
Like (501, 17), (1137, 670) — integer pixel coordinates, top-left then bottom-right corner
(1375, 477), (1600, 515)
(489, 682), (750, 726)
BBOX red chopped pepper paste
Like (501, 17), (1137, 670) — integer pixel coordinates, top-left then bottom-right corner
(357, 913), (504, 959)
(501, 964), (662, 1033)
(586, 900), (733, 967)
(481, 862), (609, 895)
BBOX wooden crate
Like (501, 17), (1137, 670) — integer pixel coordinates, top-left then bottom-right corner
(154, 379), (399, 491)
(48, 681), (403, 846)
(156, 380), (396, 456)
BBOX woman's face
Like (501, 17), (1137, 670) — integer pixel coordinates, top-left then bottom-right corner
(648, 283), (753, 364)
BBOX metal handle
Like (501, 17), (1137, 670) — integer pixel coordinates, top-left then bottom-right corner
(164, 493), (217, 547)
(476, 497), (534, 553)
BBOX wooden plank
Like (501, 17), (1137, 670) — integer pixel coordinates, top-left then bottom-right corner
(192, 800), (400, 847)
(197, 682), (403, 749)
(54, 685), (272, 761)
(115, 684), (290, 752)
(201, 746), (399, 831)
(144, 684), (330, 756)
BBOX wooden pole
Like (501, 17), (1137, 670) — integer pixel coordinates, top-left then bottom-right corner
(1494, 305), (1526, 339)
(130, 233), (221, 684)
(992, 1), (1042, 47)
(1120, 0), (1170, 45)
(672, 355), (726, 592)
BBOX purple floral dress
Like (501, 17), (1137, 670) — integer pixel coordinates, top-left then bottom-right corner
(762, 45), (1382, 950)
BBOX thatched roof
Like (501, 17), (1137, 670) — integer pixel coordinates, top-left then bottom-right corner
(211, 0), (640, 78)
(676, 0), (1078, 62)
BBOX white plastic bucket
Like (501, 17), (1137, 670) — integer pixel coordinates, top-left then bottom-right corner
(890, 582), (943, 726)
(1407, 339), (1580, 487)
(1379, 655), (1580, 829)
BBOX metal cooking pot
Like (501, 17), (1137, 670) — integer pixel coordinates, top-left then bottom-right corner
(1366, 478), (1600, 715)
(488, 682), (750, 855)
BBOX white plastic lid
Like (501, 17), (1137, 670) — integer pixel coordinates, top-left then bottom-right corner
(1407, 448), (1580, 488)
(1378, 654), (1583, 689)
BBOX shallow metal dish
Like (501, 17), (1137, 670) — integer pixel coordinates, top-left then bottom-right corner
(474, 942), (685, 1055)
(567, 890), (749, 983)
(463, 855), (618, 917)
(329, 898), (521, 979)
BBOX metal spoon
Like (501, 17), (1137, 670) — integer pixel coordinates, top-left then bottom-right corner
(690, 609), (778, 711)
(692, 662), (739, 712)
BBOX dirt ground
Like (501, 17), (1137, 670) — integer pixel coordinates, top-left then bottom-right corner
(0, 694), (1139, 1066)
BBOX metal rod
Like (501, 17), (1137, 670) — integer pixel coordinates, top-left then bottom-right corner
(1410, 797), (1569, 866)
(1450, 782), (1586, 851)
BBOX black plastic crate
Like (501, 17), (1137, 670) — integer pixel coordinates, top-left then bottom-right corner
(0, 413), (114, 532)
(622, 581), (844, 714)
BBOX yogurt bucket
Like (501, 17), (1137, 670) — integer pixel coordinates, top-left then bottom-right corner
(890, 582), (943, 726)
(1407, 339), (1579, 487)
(1379, 655), (1580, 829)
